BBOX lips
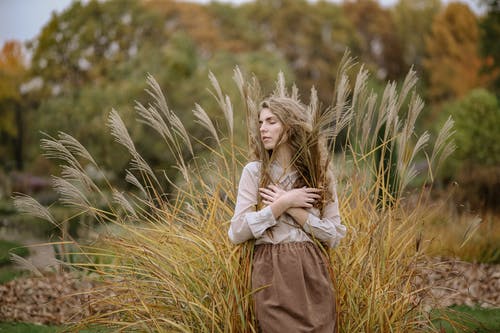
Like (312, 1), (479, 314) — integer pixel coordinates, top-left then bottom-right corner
(262, 136), (271, 141)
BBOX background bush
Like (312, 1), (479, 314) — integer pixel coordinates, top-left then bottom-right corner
(442, 88), (500, 211)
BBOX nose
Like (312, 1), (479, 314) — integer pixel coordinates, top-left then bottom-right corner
(260, 123), (267, 133)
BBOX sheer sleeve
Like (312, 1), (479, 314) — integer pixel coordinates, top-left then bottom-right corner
(228, 162), (277, 244)
(302, 176), (346, 248)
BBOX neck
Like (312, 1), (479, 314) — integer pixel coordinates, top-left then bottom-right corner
(273, 143), (294, 171)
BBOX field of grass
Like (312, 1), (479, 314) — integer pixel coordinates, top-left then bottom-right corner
(6, 59), (498, 332)
(422, 202), (500, 264)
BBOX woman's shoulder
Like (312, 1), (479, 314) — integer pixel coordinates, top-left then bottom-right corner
(243, 160), (262, 174)
(239, 161), (262, 184)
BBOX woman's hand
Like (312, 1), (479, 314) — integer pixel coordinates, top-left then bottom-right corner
(260, 185), (321, 209)
(259, 184), (286, 205)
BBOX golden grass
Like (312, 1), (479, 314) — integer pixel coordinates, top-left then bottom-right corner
(420, 196), (500, 263)
(13, 54), (456, 332)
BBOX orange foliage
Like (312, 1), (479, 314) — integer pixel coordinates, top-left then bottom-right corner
(0, 40), (26, 74)
(424, 2), (488, 103)
(142, 0), (250, 54)
(0, 40), (27, 100)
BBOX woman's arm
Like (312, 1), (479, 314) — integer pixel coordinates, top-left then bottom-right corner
(260, 181), (346, 248)
(288, 192), (346, 248)
(259, 185), (322, 220)
(228, 163), (278, 244)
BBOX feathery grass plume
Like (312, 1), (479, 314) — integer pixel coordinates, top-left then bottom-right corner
(209, 71), (234, 140)
(112, 190), (138, 219)
(135, 99), (189, 186)
(18, 58), (458, 332)
(145, 73), (170, 122)
(12, 194), (56, 225)
(332, 50), (356, 108)
(108, 108), (159, 187)
(224, 95), (234, 138)
(125, 170), (148, 199)
(291, 83), (299, 101)
(135, 101), (174, 144)
(60, 165), (99, 194)
(41, 132), (109, 200)
(193, 103), (221, 146)
(429, 116), (456, 180)
(140, 76), (197, 185)
(57, 131), (98, 167)
(274, 71), (287, 97)
(40, 133), (81, 170)
(9, 253), (43, 277)
(233, 66), (246, 102)
(51, 176), (92, 210)
(396, 95), (429, 191)
(167, 106), (194, 158)
(233, 67), (262, 164)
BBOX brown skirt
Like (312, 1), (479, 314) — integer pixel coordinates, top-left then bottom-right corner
(252, 242), (337, 333)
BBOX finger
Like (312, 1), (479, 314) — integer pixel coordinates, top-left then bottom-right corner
(306, 198), (319, 204)
(260, 189), (277, 197)
(259, 192), (273, 200)
(259, 188), (274, 195)
(262, 200), (272, 205)
(268, 184), (281, 191)
(305, 188), (322, 193)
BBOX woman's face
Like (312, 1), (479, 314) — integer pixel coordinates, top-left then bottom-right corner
(259, 108), (284, 150)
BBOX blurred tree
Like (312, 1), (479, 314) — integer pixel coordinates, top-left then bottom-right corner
(442, 89), (500, 211)
(445, 89), (500, 167)
(244, 0), (357, 103)
(423, 2), (486, 103)
(392, 0), (440, 74)
(29, 0), (163, 96)
(0, 41), (27, 170)
(145, 0), (221, 56)
(24, 0), (293, 188)
(479, 0), (500, 96)
(206, 2), (263, 52)
(28, 33), (200, 183)
(343, 0), (405, 80)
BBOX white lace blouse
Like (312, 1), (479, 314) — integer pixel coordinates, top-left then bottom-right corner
(228, 161), (346, 248)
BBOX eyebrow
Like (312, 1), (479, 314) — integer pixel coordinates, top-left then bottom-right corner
(259, 115), (277, 123)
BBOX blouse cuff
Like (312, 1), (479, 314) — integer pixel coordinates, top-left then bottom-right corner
(303, 213), (337, 248)
(246, 206), (277, 238)
(303, 213), (320, 235)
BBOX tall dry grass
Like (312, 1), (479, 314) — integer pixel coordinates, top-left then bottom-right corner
(13, 54), (454, 332)
(420, 193), (500, 264)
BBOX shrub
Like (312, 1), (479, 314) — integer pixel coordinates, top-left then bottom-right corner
(13, 55), (454, 332)
(442, 89), (500, 211)
(447, 88), (500, 166)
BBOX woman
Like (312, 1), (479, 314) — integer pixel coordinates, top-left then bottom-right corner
(228, 96), (347, 332)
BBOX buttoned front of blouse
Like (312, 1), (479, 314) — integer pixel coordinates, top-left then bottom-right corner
(228, 161), (346, 248)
